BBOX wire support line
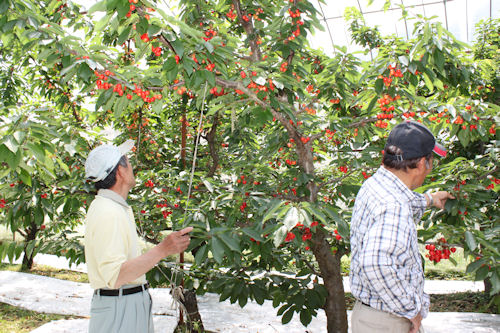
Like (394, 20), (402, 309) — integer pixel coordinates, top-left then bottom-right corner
(401, 0), (410, 39)
(443, 0), (449, 30)
(183, 83), (208, 225)
(466, 0), (469, 42)
(316, 0), (336, 56)
(321, 0), (455, 21)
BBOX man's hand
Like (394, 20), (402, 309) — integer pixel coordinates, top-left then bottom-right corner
(431, 191), (455, 209)
(409, 312), (423, 333)
(159, 227), (193, 256)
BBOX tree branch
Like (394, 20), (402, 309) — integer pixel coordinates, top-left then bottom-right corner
(347, 117), (377, 128)
(302, 256), (321, 276)
(206, 113), (220, 177)
(232, 0), (262, 62)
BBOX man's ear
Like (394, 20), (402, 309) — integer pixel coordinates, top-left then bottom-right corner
(418, 157), (429, 170)
(115, 164), (125, 180)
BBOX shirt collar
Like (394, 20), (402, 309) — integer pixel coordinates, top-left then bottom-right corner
(378, 166), (416, 202)
(97, 189), (129, 208)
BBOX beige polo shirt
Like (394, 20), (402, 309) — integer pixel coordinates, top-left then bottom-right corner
(84, 189), (147, 290)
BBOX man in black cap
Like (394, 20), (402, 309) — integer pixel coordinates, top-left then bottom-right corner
(349, 121), (454, 333)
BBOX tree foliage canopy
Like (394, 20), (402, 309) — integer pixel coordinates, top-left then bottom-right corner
(0, 0), (498, 330)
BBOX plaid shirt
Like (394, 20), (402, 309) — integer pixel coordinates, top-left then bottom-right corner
(349, 166), (430, 319)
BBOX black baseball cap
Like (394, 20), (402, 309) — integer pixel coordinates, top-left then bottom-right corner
(384, 121), (447, 161)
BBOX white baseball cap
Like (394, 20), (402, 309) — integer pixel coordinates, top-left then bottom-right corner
(85, 140), (135, 182)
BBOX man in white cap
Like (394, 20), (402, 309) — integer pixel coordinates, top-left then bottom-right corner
(84, 140), (193, 333)
(349, 121), (455, 333)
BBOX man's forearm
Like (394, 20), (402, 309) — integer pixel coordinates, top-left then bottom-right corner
(113, 246), (164, 289)
(112, 227), (192, 289)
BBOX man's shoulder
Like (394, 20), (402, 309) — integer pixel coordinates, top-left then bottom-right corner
(86, 195), (125, 221)
(359, 173), (394, 200)
(89, 194), (123, 209)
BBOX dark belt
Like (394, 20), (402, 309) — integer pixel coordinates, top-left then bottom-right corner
(95, 283), (149, 296)
(361, 301), (371, 308)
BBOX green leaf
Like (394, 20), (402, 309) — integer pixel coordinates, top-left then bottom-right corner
(477, 238), (500, 257)
(205, 70), (215, 87)
(211, 236), (225, 264)
(273, 225), (288, 247)
(88, 1), (107, 14)
(94, 13), (112, 32)
(475, 265), (489, 281)
(374, 78), (384, 94)
(77, 63), (93, 83)
(163, 57), (177, 72)
(241, 228), (264, 242)
(166, 64), (179, 82)
(398, 55), (409, 66)
(490, 270), (500, 296)
(282, 308), (294, 324)
(14, 242), (24, 259)
(433, 49), (445, 72)
(95, 89), (113, 111)
(366, 95), (378, 113)
(117, 26), (132, 45)
(250, 284), (265, 304)
(302, 203), (327, 224)
(422, 73), (434, 91)
(19, 168), (32, 186)
(434, 78), (444, 90)
(194, 244), (208, 265)
(0, 0), (9, 15)
(464, 231), (477, 251)
(148, 24), (162, 36)
(238, 291), (248, 307)
(3, 135), (19, 153)
(262, 200), (285, 223)
(0, 242), (6, 261)
(277, 303), (291, 316)
(7, 242), (17, 262)
(26, 143), (46, 163)
(113, 95), (129, 118)
(300, 309), (312, 326)
(325, 206), (349, 237)
(218, 233), (240, 252)
(136, 17), (149, 35)
(466, 260), (484, 275)
(0, 144), (20, 170)
(283, 206), (300, 230)
(182, 59), (195, 77)
(201, 178), (214, 193)
(171, 39), (184, 58)
(457, 129), (470, 147)
(203, 41), (214, 53)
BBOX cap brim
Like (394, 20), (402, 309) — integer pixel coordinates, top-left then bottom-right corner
(433, 143), (447, 157)
(118, 139), (135, 155)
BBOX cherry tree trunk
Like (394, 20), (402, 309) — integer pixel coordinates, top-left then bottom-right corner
(312, 230), (348, 333)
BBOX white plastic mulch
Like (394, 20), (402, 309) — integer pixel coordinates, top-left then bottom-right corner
(0, 255), (498, 333)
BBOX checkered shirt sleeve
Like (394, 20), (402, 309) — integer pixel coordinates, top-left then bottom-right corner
(349, 167), (430, 319)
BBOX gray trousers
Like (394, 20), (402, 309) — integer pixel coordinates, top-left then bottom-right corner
(89, 286), (154, 333)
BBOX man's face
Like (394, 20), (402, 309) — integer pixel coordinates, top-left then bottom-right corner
(122, 157), (136, 189)
(414, 156), (433, 188)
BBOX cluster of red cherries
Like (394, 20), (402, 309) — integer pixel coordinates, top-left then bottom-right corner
(425, 237), (456, 263)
